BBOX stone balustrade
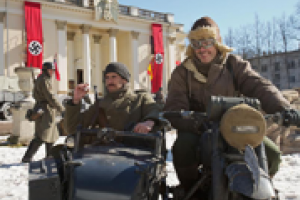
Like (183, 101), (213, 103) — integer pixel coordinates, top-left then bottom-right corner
(47, 0), (174, 23)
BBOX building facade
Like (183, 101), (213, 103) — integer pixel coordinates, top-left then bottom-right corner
(0, 0), (186, 97)
(248, 50), (300, 90)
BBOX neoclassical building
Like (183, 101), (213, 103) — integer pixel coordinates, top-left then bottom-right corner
(0, 0), (186, 97)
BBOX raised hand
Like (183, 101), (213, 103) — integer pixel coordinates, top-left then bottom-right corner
(73, 83), (89, 104)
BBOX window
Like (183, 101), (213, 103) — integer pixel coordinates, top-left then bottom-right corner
(274, 74), (280, 81)
(252, 65), (257, 70)
(261, 65), (267, 72)
(288, 61), (295, 69)
(289, 76), (296, 83)
(274, 62), (280, 71)
(275, 83), (281, 89)
(77, 69), (83, 84)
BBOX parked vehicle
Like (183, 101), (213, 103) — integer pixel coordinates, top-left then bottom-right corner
(0, 76), (25, 120)
(29, 122), (169, 200)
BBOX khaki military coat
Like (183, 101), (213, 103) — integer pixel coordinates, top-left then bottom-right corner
(64, 88), (161, 135)
(164, 54), (290, 131)
(33, 72), (64, 143)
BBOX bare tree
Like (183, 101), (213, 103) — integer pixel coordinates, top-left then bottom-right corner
(289, 1), (300, 41)
(224, 27), (234, 48)
(253, 13), (265, 71)
(235, 25), (253, 59)
(264, 19), (280, 83)
(277, 14), (293, 88)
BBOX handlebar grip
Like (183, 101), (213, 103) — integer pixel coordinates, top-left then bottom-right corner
(283, 108), (300, 127)
(161, 111), (184, 118)
(161, 111), (206, 120)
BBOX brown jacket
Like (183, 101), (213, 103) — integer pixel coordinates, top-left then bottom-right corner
(33, 72), (64, 143)
(164, 54), (290, 131)
(64, 88), (161, 135)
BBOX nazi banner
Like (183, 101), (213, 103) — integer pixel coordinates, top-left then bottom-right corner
(25, 1), (43, 69)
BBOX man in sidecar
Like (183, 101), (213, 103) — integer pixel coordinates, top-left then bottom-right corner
(64, 62), (161, 147)
(164, 16), (294, 199)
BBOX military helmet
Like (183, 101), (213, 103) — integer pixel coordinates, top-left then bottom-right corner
(42, 62), (55, 70)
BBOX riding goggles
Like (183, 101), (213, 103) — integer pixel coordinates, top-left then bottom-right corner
(190, 38), (216, 49)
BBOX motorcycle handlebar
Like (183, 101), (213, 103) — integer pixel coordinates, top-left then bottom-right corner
(160, 111), (207, 120)
(266, 109), (300, 128)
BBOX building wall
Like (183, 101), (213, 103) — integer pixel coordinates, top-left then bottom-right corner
(249, 50), (300, 90)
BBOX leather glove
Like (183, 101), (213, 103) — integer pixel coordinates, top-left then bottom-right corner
(282, 108), (300, 127)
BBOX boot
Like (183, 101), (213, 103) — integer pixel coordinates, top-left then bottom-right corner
(21, 138), (43, 163)
(45, 143), (54, 158)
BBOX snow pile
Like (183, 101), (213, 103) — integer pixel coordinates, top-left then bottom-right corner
(0, 136), (65, 200)
(0, 134), (300, 200)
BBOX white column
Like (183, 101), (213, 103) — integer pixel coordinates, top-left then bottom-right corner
(131, 31), (140, 89)
(168, 36), (176, 75)
(179, 44), (186, 62)
(93, 35), (102, 95)
(81, 24), (92, 86)
(56, 20), (68, 95)
(108, 28), (118, 62)
(67, 32), (75, 95)
(67, 32), (75, 80)
(0, 12), (5, 76)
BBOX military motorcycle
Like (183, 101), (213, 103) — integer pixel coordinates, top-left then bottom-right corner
(161, 96), (300, 200)
(28, 123), (169, 200)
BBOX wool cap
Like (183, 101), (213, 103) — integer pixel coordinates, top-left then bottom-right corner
(104, 62), (131, 82)
(186, 16), (234, 58)
(42, 62), (55, 70)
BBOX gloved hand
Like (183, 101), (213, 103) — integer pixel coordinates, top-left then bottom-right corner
(282, 108), (300, 127)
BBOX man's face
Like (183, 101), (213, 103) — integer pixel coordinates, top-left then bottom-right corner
(47, 69), (54, 77)
(105, 72), (127, 92)
(192, 39), (218, 64)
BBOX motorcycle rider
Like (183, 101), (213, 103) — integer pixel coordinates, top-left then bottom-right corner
(164, 16), (292, 198)
(64, 62), (161, 145)
(22, 62), (64, 163)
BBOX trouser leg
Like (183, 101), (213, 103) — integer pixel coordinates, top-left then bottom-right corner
(45, 143), (54, 158)
(172, 132), (201, 192)
(263, 136), (282, 177)
(21, 137), (43, 163)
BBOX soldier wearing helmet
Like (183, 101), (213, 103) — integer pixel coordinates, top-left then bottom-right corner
(22, 62), (64, 163)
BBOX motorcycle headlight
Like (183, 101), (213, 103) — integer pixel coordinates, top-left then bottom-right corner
(220, 103), (266, 150)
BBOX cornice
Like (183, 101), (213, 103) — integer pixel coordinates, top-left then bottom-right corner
(9, 0), (93, 14)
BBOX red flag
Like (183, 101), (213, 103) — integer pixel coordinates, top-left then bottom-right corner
(24, 1), (43, 69)
(53, 54), (60, 81)
(151, 24), (164, 93)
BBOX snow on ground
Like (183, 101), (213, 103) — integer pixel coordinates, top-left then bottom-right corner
(0, 133), (300, 200)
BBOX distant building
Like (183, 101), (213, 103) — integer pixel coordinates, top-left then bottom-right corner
(248, 50), (300, 90)
(0, 0), (186, 96)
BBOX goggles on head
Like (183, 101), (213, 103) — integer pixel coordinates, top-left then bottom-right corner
(190, 38), (216, 49)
